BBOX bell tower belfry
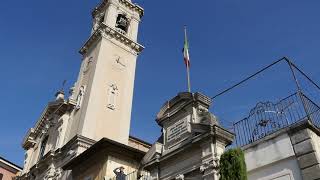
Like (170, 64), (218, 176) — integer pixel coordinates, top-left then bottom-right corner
(65, 0), (144, 145)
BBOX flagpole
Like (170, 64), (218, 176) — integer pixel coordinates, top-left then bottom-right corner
(184, 26), (191, 93)
(187, 61), (191, 93)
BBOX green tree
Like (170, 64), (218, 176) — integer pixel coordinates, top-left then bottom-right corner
(219, 148), (247, 180)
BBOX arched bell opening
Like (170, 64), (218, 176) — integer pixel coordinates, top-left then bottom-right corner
(116, 14), (129, 34)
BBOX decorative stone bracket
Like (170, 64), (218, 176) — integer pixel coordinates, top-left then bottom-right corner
(175, 174), (184, 180)
(44, 164), (62, 180)
(200, 158), (219, 173)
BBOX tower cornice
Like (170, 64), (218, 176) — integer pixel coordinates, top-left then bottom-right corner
(79, 23), (144, 56)
(92, 0), (144, 18)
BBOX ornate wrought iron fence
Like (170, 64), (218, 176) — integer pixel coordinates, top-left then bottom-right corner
(301, 94), (320, 127)
(233, 92), (320, 147)
(208, 57), (320, 147)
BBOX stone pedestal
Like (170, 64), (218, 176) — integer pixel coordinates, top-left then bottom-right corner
(289, 120), (320, 180)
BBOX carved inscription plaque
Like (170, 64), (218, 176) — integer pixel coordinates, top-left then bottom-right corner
(167, 116), (190, 143)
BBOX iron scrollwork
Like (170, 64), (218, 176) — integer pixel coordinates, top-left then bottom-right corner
(244, 98), (295, 143)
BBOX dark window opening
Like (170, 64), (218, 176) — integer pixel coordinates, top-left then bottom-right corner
(39, 136), (49, 160)
(100, 14), (105, 24)
(116, 14), (129, 33)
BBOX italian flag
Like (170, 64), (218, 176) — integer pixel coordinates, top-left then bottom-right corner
(183, 28), (190, 68)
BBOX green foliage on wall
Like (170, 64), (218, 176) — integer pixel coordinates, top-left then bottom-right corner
(219, 148), (247, 180)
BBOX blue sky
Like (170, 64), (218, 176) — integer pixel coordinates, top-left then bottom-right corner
(1, 0), (320, 166)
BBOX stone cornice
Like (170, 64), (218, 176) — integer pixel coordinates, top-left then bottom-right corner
(62, 137), (146, 170)
(19, 135), (96, 179)
(157, 125), (234, 163)
(119, 0), (144, 17)
(92, 0), (108, 18)
(92, 0), (144, 18)
(61, 134), (96, 152)
(22, 128), (36, 150)
(79, 23), (144, 56)
(210, 125), (235, 145)
(22, 100), (75, 150)
(156, 92), (212, 126)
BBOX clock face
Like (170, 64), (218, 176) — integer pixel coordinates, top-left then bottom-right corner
(112, 55), (127, 71)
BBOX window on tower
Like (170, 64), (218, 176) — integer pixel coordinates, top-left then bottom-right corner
(116, 14), (129, 34)
(100, 13), (105, 24)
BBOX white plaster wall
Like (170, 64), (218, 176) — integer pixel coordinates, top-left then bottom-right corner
(65, 40), (102, 143)
(248, 157), (302, 180)
(79, 37), (138, 144)
(245, 133), (295, 171)
(57, 113), (70, 148)
(244, 133), (303, 180)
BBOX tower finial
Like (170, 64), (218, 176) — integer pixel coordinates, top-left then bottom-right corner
(55, 80), (66, 101)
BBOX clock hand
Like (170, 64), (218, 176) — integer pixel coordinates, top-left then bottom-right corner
(116, 57), (126, 67)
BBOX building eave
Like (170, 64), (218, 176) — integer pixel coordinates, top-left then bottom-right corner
(62, 137), (146, 170)
(92, 0), (144, 18)
(79, 23), (144, 56)
(129, 135), (152, 147)
(156, 92), (212, 126)
(144, 125), (234, 167)
(0, 156), (23, 172)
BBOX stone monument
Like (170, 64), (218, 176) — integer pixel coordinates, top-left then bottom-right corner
(142, 92), (234, 180)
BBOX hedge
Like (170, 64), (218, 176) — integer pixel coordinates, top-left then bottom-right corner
(219, 148), (247, 180)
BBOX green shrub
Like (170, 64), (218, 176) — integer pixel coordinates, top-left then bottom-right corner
(219, 148), (247, 180)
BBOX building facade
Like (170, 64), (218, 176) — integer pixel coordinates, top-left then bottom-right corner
(19, 0), (320, 179)
(19, 0), (145, 179)
(62, 92), (234, 180)
(0, 156), (22, 180)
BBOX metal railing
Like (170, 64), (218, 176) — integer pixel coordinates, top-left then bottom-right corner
(206, 57), (320, 147)
(109, 171), (152, 180)
(233, 92), (320, 147)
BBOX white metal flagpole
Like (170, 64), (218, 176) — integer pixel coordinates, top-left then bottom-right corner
(184, 26), (191, 93)
(187, 61), (191, 93)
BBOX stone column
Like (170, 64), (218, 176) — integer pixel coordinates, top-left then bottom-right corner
(200, 159), (219, 180)
(289, 121), (320, 179)
(200, 126), (234, 180)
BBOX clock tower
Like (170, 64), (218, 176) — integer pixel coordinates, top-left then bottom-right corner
(65, 0), (144, 145)
(19, 1), (145, 179)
